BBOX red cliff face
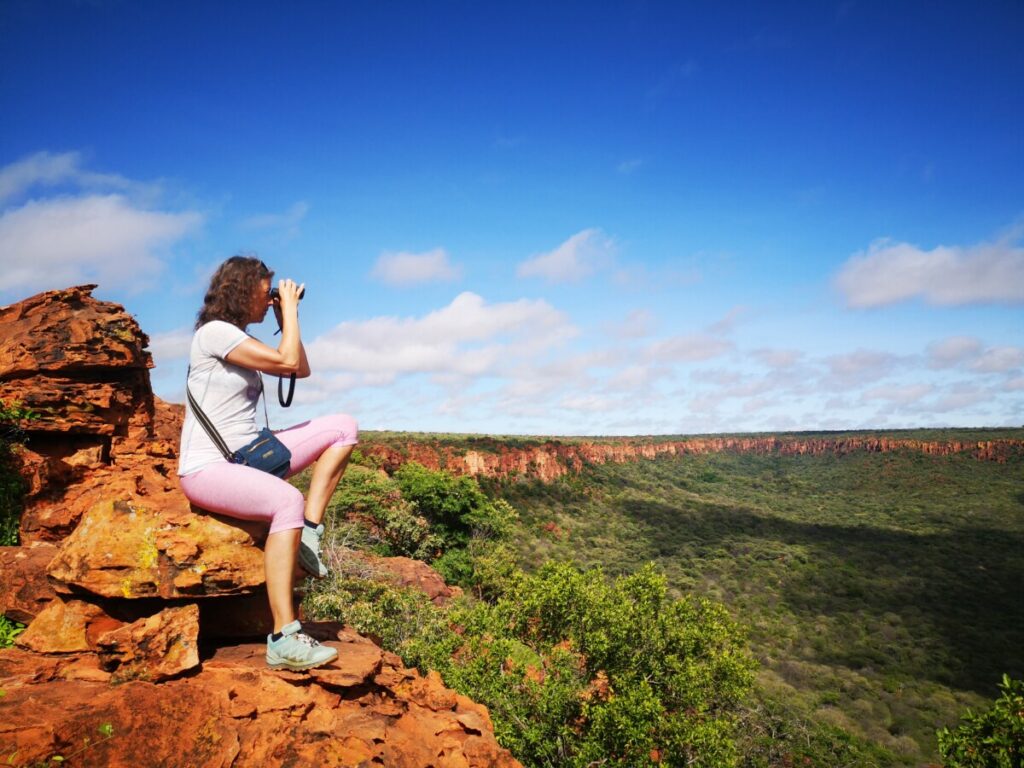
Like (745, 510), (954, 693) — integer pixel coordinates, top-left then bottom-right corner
(361, 434), (1023, 483)
(0, 286), (520, 768)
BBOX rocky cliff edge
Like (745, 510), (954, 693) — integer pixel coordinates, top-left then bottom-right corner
(0, 286), (519, 768)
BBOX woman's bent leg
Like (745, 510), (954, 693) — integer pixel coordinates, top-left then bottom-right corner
(180, 462), (306, 630)
(274, 415), (359, 577)
(264, 528), (301, 632)
(179, 461), (306, 534)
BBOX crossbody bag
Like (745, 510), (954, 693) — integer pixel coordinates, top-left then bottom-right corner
(186, 372), (292, 478)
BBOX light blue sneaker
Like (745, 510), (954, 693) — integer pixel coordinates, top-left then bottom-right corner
(266, 621), (338, 670)
(298, 522), (328, 578)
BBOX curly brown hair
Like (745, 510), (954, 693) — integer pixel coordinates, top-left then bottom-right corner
(196, 256), (274, 330)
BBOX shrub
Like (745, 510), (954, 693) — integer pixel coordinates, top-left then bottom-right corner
(394, 462), (517, 549)
(325, 465), (441, 559)
(0, 615), (25, 649)
(0, 399), (33, 547)
(430, 562), (757, 768)
(938, 675), (1024, 768)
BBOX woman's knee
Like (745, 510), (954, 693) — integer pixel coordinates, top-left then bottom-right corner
(268, 485), (305, 534)
(328, 413), (358, 445)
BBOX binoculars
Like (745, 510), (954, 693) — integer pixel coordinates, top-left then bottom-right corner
(269, 286), (306, 301)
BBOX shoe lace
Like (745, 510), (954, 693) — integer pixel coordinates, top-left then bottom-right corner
(295, 632), (320, 648)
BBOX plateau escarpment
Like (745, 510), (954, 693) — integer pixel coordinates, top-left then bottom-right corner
(358, 433), (1024, 483)
(0, 286), (519, 768)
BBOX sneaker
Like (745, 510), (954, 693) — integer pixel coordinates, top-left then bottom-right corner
(298, 522), (328, 578)
(266, 621), (338, 670)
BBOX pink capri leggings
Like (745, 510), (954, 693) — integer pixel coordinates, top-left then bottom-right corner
(179, 414), (358, 535)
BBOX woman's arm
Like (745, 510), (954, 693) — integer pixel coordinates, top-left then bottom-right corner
(225, 280), (312, 377)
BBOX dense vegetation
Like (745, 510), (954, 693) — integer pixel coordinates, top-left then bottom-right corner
(489, 447), (1024, 765)
(0, 400), (30, 648)
(938, 675), (1024, 767)
(303, 436), (1023, 766)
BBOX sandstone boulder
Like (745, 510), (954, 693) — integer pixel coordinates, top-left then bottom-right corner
(48, 498), (265, 599)
(0, 623), (521, 768)
(0, 543), (59, 621)
(96, 603), (200, 683)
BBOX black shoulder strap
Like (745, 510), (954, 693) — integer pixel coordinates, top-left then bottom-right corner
(185, 375), (237, 462)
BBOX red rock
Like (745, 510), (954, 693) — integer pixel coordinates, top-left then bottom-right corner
(96, 604), (200, 683)
(47, 497), (265, 599)
(15, 598), (118, 653)
(345, 548), (460, 604)
(0, 625), (522, 768)
(0, 543), (59, 621)
(359, 433), (1024, 482)
(0, 285), (150, 377)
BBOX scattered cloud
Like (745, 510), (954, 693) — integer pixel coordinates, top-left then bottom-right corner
(823, 349), (900, 388)
(147, 326), (193, 364)
(307, 292), (576, 384)
(371, 247), (461, 286)
(835, 229), (1024, 308)
(927, 336), (983, 369)
(926, 337), (1024, 374)
(862, 383), (933, 405)
(241, 201), (309, 235)
(0, 194), (202, 294)
(752, 348), (803, 369)
(707, 305), (749, 335)
(970, 346), (1024, 373)
(613, 308), (655, 339)
(517, 228), (615, 283)
(617, 158), (644, 174)
(0, 150), (132, 204)
(648, 333), (733, 363)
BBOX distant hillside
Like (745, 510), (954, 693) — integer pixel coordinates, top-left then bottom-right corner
(359, 429), (1024, 482)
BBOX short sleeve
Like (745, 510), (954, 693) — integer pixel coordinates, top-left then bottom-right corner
(196, 321), (249, 360)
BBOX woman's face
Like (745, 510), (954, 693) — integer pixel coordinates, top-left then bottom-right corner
(248, 277), (272, 325)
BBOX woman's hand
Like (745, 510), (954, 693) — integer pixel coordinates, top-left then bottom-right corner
(227, 277), (311, 377)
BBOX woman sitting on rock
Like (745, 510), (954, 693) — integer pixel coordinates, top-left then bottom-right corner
(177, 255), (358, 671)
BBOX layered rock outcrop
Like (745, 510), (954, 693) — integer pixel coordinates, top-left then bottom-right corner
(0, 286), (519, 768)
(360, 433), (1024, 483)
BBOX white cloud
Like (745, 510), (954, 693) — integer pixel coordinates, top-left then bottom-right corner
(862, 383), (933, 404)
(752, 348), (803, 369)
(0, 151), (131, 203)
(648, 333), (733, 363)
(707, 305), (749, 335)
(823, 349), (900, 387)
(970, 346), (1024, 373)
(835, 230), (1024, 308)
(613, 308), (655, 339)
(241, 201), (309, 231)
(371, 247), (461, 286)
(307, 291), (576, 383)
(517, 228), (615, 283)
(927, 336), (983, 369)
(0, 194), (202, 294)
(147, 327), (193, 364)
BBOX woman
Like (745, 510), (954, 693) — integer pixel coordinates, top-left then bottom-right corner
(177, 255), (358, 671)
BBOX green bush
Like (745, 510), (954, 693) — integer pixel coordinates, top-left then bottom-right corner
(394, 462), (517, 549)
(0, 399), (33, 547)
(938, 675), (1024, 768)
(325, 465), (441, 559)
(427, 562), (756, 768)
(0, 615), (25, 649)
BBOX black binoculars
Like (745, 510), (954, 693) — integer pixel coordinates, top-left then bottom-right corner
(269, 286), (306, 301)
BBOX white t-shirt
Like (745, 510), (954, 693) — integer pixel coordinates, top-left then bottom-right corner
(177, 320), (263, 476)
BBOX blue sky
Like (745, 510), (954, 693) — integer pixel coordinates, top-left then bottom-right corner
(2, 0), (1022, 435)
